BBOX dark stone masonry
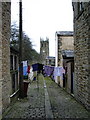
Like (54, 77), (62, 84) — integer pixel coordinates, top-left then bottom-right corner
(73, 2), (90, 110)
(0, 3), (11, 118)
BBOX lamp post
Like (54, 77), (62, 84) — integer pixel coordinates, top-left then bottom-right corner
(19, 0), (24, 98)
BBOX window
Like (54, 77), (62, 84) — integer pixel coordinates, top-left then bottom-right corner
(14, 56), (17, 70)
(78, 1), (84, 14)
(49, 60), (51, 65)
(12, 74), (15, 93)
(12, 72), (18, 93)
(10, 55), (13, 70)
(79, 2), (84, 11)
(15, 72), (19, 90)
(44, 43), (46, 47)
(41, 43), (43, 47)
(11, 67), (19, 94)
(10, 53), (19, 95)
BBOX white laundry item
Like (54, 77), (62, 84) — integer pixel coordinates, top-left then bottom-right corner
(28, 67), (34, 81)
(54, 66), (65, 80)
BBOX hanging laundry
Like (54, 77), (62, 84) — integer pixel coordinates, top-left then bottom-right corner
(27, 65), (30, 73)
(32, 63), (39, 71)
(32, 63), (43, 72)
(23, 61), (28, 76)
(44, 66), (54, 77)
(54, 66), (65, 80)
(28, 66), (33, 82)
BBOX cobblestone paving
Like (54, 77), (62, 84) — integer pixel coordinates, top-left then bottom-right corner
(3, 74), (90, 119)
(45, 77), (90, 119)
(3, 74), (45, 119)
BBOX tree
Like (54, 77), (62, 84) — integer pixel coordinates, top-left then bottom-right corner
(11, 23), (41, 63)
(11, 23), (19, 49)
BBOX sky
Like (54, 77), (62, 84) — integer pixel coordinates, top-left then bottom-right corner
(11, 0), (73, 56)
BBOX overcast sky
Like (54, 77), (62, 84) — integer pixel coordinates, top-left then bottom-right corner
(11, 0), (73, 56)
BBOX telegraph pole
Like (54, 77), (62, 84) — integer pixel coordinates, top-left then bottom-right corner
(19, 0), (24, 98)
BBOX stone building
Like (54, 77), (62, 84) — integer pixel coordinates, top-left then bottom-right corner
(10, 47), (19, 102)
(55, 31), (74, 67)
(45, 56), (55, 66)
(0, 2), (11, 118)
(40, 37), (49, 64)
(55, 31), (74, 91)
(72, 1), (90, 110)
(62, 50), (74, 94)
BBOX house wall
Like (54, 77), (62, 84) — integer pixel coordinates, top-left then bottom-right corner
(0, 3), (11, 117)
(67, 62), (71, 93)
(55, 34), (58, 67)
(73, 2), (90, 110)
(61, 36), (74, 50)
(10, 51), (19, 99)
(55, 33), (74, 88)
(58, 35), (74, 66)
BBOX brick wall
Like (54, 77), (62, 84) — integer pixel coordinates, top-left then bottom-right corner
(0, 2), (11, 116)
(73, 2), (90, 110)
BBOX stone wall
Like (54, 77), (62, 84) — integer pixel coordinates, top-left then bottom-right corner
(0, 2), (2, 119)
(61, 36), (74, 50)
(57, 35), (74, 66)
(73, 2), (90, 110)
(55, 32), (74, 88)
(0, 2), (11, 117)
(40, 38), (49, 64)
(45, 57), (55, 66)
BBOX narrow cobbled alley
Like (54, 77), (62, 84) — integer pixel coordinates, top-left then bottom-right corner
(3, 74), (90, 119)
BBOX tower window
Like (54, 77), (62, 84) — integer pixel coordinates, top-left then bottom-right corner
(78, 1), (84, 14)
(41, 44), (43, 47)
(79, 2), (84, 11)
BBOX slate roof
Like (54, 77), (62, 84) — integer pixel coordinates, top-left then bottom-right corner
(56, 31), (73, 36)
(46, 56), (55, 59)
(62, 50), (74, 58)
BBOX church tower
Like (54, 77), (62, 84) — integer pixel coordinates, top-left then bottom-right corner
(40, 37), (49, 64)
